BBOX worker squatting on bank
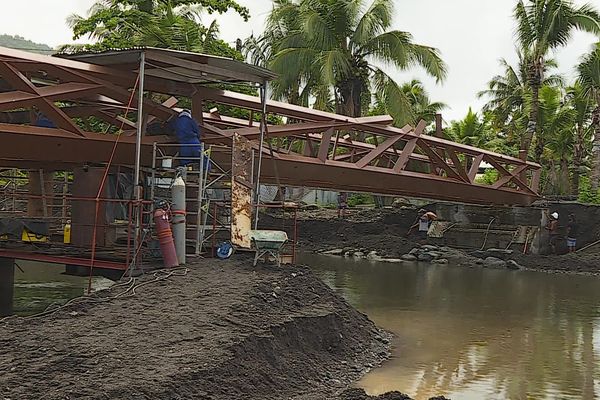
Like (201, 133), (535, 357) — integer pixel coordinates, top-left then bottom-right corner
(408, 209), (438, 243)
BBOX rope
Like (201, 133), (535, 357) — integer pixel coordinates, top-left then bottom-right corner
(479, 217), (496, 251)
(87, 75), (140, 294)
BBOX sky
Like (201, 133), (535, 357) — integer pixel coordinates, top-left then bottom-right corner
(1, 0), (600, 121)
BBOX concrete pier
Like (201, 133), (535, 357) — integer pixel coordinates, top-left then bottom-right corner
(0, 258), (15, 317)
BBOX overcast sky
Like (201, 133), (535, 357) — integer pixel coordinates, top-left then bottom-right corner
(2, 0), (600, 121)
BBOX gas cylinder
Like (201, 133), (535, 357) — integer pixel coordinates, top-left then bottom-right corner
(153, 208), (179, 268)
(171, 176), (186, 265)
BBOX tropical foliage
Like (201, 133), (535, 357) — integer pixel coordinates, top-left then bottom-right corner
(57, 0), (600, 199)
(244, 0), (447, 126)
(62, 0), (247, 57)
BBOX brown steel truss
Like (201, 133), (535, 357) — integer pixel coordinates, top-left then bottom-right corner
(0, 47), (540, 205)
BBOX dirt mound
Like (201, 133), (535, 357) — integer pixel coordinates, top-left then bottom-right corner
(338, 388), (450, 400)
(0, 258), (390, 399)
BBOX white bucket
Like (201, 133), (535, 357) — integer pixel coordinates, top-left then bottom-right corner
(162, 158), (173, 168)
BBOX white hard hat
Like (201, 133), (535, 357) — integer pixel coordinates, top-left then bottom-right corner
(551, 212), (559, 219)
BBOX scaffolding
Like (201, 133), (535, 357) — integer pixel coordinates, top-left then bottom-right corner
(149, 143), (234, 256)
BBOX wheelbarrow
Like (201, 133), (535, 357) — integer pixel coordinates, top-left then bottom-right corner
(249, 230), (288, 267)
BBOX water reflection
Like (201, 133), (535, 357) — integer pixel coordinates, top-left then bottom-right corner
(13, 261), (114, 315)
(301, 253), (600, 400)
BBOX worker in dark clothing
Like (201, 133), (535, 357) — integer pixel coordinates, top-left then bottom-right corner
(337, 192), (348, 218)
(174, 109), (202, 167)
(566, 213), (578, 253)
(546, 211), (560, 254)
(35, 112), (55, 128)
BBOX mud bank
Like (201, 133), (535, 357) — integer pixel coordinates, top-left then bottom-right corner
(0, 258), (401, 400)
(293, 208), (600, 275)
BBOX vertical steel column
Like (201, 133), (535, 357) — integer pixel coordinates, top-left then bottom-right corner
(0, 258), (15, 317)
(131, 51), (145, 275)
(254, 83), (267, 229)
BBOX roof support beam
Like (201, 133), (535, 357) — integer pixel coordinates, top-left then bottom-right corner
(0, 61), (85, 136)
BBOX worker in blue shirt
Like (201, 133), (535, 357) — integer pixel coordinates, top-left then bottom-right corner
(174, 109), (202, 167)
(35, 111), (55, 128)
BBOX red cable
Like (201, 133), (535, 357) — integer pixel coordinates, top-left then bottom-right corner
(87, 75), (141, 294)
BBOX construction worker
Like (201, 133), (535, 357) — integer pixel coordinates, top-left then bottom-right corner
(408, 208), (437, 242)
(566, 213), (578, 253)
(546, 211), (560, 254)
(174, 109), (202, 167)
(337, 192), (348, 218)
(34, 111), (55, 128)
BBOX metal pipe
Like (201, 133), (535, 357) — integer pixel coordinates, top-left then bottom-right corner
(254, 83), (267, 229)
(132, 51), (145, 276)
(134, 51), (145, 192)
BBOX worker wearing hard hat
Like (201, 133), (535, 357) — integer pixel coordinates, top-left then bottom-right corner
(546, 211), (560, 254)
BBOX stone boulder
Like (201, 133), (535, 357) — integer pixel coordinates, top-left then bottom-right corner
(322, 248), (344, 256)
(401, 254), (417, 261)
(483, 257), (507, 269)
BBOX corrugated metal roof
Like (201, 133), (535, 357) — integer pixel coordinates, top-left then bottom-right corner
(58, 47), (276, 85)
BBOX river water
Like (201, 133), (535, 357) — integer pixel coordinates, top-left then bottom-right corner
(301, 253), (600, 400)
(13, 261), (114, 315)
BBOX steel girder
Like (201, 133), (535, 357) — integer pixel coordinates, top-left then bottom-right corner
(0, 47), (541, 205)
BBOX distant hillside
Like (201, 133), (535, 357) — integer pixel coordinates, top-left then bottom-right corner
(0, 34), (53, 54)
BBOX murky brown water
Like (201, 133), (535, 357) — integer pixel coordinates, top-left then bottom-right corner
(13, 261), (114, 315)
(302, 253), (600, 400)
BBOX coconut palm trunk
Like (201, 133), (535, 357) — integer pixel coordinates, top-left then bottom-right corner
(591, 105), (600, 191)
(522, 64), (541, 161)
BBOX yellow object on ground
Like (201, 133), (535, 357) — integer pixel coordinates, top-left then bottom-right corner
(21, 229), (48, 243)
(63, 223), (71, 244)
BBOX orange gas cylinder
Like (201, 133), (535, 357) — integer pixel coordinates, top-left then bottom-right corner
(153, 208), (179, 268)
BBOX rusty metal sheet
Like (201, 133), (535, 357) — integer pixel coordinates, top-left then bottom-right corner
(230, 134), (253, 248)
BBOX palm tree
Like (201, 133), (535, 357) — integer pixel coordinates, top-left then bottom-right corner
(565, 83), (593, 194)
(447, 108), (506, 151)
(538, 86), (576, 194)
(514, 0), (600, 163)
(262, 0), (446, 122)
(577, 42), (600, 191)
(370, 79), (446, 127)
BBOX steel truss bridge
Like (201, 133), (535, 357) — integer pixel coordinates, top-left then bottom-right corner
(0, 46), (541, 206)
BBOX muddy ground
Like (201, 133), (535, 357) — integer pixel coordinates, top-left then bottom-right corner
(0, 257), (443, 400)
(278, 207), (600, 275)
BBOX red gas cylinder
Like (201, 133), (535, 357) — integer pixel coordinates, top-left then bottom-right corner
(153, 208), (179, 268)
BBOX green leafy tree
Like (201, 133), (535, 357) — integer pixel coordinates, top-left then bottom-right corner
(514, 0), (600, 162)
(63, 0), (247, 55)
(261, 0), (447, 124)
(577, 42), (600, 191)
(0, 34), (53, 54)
